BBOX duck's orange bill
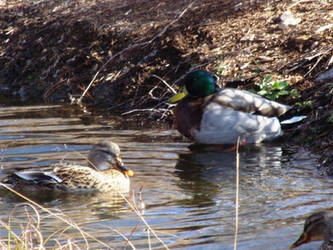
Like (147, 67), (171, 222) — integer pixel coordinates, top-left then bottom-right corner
(115, 158), (134, 177)
(125, 170), (134, 177)
(289, 232), (309, 249)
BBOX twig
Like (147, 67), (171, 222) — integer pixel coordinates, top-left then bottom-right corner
(149, 75), (176, 109)
(288, 0), (312, 9)
(117, 192), (170, 250)
(121, 108), (169, 116)
(148, 86), (160, 100)
(148, 227), (152, 250)
(304, 46), (333, 77)
(233, 137), (240, 250)
(123, 63), (209, 117)
(126, 215), (141, 248)
(281, 46), (333, 73)
(43, 79), (67, 102)
(108, 226), (136, 250)
(77, 43), (145, 104)
(76, 1), (197, 104)
(124, 187), (146, 249)
(151, 74), (177, 94)
(152, 1), (196, 41)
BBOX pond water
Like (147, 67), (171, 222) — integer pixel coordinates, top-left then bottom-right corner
(0, 104), (330, 249)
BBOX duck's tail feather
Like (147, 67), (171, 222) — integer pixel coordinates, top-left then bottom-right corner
(14, 171), (62, 184)
(280, 115), (307, 125)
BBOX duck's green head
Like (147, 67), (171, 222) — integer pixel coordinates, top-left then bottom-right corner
(170, 70), (216, 103)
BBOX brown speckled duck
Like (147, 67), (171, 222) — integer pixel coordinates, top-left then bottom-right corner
(170, 70), (291, 144)
(290, 211), (333, 249)
(3, 141), (133, 193)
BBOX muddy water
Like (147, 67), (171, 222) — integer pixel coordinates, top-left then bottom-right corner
(0, 104), (329, 249)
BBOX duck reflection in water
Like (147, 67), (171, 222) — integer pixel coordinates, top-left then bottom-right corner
(174, 144), (284, 207)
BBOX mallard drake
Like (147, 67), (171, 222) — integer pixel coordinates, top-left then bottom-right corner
(290, 211), (333, 249)
(170, 70), (291, 144)
(3, 141), (134, 193)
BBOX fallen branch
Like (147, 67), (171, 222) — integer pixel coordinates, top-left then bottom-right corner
(76, 1), (197, 104)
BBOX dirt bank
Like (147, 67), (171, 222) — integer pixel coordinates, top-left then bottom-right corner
(0, 0), (332, 171)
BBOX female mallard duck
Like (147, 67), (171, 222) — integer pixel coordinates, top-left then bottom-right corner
(170, 70), (291, 144)
(3, 141), (134, 193)
(290, 211), (333, 249)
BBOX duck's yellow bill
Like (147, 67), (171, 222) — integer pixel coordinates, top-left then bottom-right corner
(169, 86), (188, 103)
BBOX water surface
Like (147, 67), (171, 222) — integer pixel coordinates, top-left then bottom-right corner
(0, 104), (329, 249)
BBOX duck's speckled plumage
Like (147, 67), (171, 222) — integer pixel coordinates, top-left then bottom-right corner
(49, 163), (130, 192)
(3, 141), (132, 193)
(171, 70), (291, 144)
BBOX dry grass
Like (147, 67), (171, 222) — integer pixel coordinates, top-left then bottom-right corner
(233, 138), (240, 250)
(0, 183), (169, 249)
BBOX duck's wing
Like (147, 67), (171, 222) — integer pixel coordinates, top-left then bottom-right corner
(14, 170), (62, 184)
(211, 88), (291, 117)
(52, 165), (98, 190)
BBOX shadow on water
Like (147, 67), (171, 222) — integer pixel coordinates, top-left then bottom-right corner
(0, 185), (129, 212)
(174, 144), (289, 206)
(0, 104), (329, 249)
(175, 146), (239, 207)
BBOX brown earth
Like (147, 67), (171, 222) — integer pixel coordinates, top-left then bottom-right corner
(0, 0), (332, 171)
